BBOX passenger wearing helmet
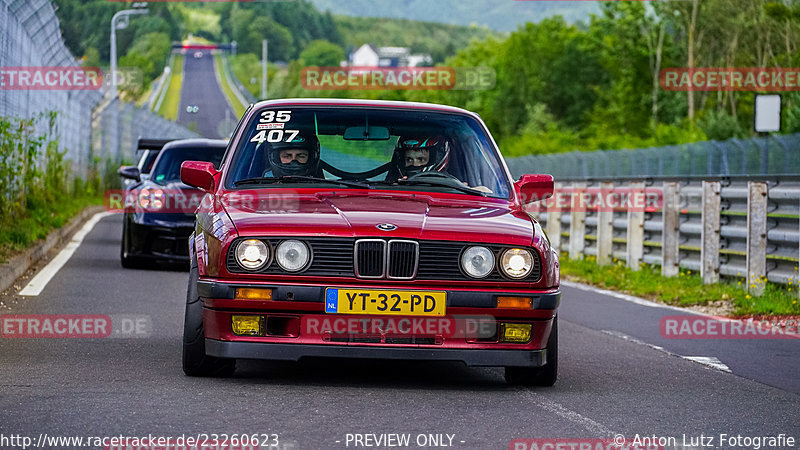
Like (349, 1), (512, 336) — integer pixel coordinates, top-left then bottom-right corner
(388, 135), (451, 181)
(388, 134), (492, 193)
(263, 133), (321, 178)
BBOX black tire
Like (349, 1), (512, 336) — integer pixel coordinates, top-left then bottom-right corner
(504, 316), (558, 386)
(120, 216), (145, 269)
(182, 258), (236, 377)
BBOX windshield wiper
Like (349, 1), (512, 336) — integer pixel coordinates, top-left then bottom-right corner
(234, 175), (371, 189)
(370, 179), (487, 196)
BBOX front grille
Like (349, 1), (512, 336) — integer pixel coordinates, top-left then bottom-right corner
(417, 241), (542, 282)
(227, 237), (541, 282)
(354, 240), (385, 278)
(227, 237), (354, 277)
(387, 240), (418, 279)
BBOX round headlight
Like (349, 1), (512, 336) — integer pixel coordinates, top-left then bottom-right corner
(235, 239), (269, 270)
(460, 246), (495, 278)
(500, 248), (533, 279)
(276, 240), (310, 272)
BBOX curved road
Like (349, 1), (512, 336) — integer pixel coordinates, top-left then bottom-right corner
(0, 213), (798, 449)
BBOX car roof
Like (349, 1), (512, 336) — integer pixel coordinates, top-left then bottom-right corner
(248, 98), (480, 118)
(161, 138), (228, 150)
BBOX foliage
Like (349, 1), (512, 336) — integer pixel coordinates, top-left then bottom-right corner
(53, 0), (180, 62)
(158, 55), (184, 121)
(560, 255), (800, 317)
(119, 33), (172, 97)
(308, 0), (599, 31)
(299, 40), (346, 67)
(214, 55), (247, 117)
(0, 113), (112, 261)
(217, 1), (341, 61)
(333, 16), (500, 64)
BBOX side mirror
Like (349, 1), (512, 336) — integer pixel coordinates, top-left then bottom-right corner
(515, 174), (554, 204)
(181, 161), (217, 192)
(117, 166), (141, 181)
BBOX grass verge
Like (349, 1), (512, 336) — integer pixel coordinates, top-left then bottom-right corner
(214, 54), (246, 118)
(158, 54), (183, 120)
(560, 255), (800, 317)
(0, 194), (103, 263)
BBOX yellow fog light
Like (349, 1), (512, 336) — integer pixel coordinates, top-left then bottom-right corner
(500, 323), (532, 343)
(235, 288), (273, 300)
(231, 315), (263, 336)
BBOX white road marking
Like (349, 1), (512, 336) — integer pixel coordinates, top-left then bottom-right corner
(602, 330), (731, 373)
(524, 392), (619, 437)
(682, 356), (731, 372)
(18, 212), (113, 296)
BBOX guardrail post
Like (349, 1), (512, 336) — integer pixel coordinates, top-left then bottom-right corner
(661, 182), (680, 277)
(747, 182), (768, 296)
(701, 181), (721, 284)
(597, 182), (614, 265)
(626, 181), (645, 270)
(569, 182), (587, 260)
(546, 182), (562, 254)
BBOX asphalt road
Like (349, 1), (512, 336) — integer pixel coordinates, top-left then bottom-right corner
(0, 213), (798, 450)
(177, 51), (237, 139)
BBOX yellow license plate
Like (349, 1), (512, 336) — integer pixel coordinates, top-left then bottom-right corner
(325, 288), (446, 316)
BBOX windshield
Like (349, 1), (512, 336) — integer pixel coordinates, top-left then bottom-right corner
(138, 150), (159, 175)
(226, 107), (511, 198)
(150, 146), (225, 184)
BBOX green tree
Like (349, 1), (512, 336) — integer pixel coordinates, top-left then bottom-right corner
(299, 40), (345, 67)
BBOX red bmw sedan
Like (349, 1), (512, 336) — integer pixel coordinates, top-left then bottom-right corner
(180, 99), (560, 385)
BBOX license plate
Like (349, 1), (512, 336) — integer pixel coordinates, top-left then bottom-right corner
(325, 288), (446, 316)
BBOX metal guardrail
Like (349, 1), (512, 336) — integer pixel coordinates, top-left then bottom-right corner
(524, 178), (800, 297)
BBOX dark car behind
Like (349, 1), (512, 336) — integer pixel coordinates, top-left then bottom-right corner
(120, 138), (227, 269)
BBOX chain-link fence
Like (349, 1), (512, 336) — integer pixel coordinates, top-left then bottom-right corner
(507, 133), (800, 180)
(0, 0), (197, 179)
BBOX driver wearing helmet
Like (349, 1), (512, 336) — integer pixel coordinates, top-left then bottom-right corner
(389, 135), (451, 181)
(263, 133), (321, 178)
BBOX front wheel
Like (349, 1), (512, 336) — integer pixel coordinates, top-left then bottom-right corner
(182, 259), (236, 377)
(504, 316), (558, 386)
(120, 216), (145, 269)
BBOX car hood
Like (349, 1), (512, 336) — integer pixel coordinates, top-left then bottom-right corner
(222, 190), (534, 246)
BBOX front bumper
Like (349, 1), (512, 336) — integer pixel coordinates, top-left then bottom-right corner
(127, 216), (194, 262)
(206, 339), (546, 367)
(199, 280), (559, 368)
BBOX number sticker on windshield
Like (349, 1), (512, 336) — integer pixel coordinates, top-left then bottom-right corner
(250, 129), (301, 144)
(260, 110), (291, 124)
